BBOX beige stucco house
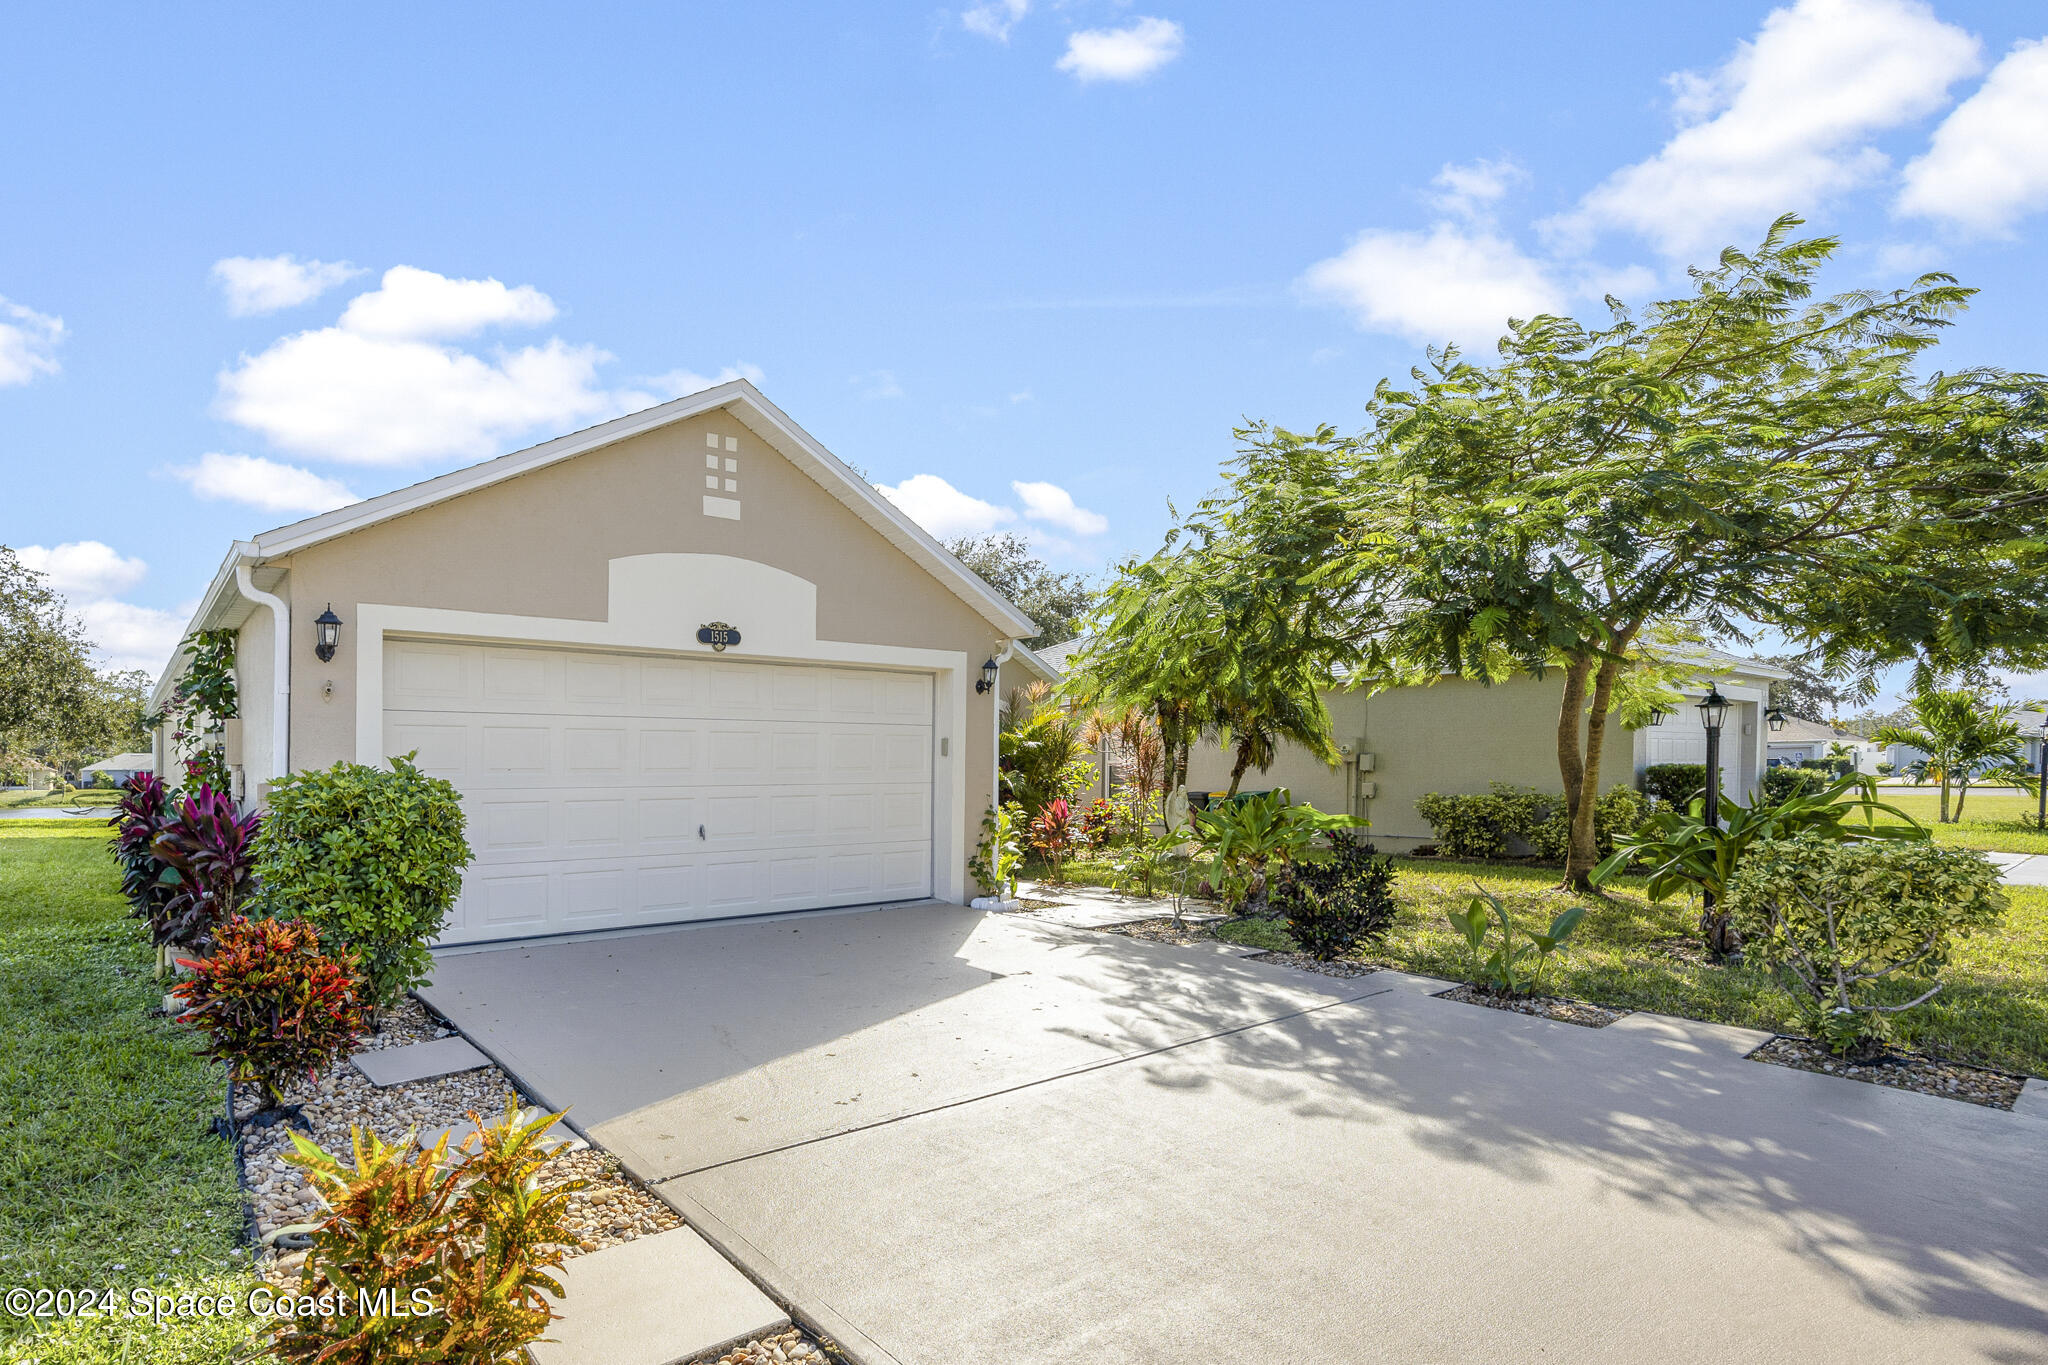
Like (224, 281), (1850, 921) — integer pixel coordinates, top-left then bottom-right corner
(150, 381), (1035, 945)
(1044, 644), (1787, 855)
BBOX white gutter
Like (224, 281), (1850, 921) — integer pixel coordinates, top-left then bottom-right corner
(990, 641), (1018, 824)
(231, 546), (290, 783)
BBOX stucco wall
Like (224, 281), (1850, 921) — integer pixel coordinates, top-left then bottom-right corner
(256, 407), (1005, 900)
(1182, 674), (1642, 853)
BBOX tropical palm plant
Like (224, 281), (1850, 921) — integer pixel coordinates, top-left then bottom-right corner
(1873, 688), (2039, 822)
(999, 682), (1093, 815)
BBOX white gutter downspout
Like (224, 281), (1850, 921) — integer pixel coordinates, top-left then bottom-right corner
(232, 547), (290, 787)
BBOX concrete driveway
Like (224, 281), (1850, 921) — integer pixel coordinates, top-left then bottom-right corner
(421, 905), (2048, 1365)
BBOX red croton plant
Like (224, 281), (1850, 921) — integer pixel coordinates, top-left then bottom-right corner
(174, 916), (367, 1115)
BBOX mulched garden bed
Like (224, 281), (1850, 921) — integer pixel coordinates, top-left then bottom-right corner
(1748, 1035), (2026, 1110)
(1243, 951), (1380, 979)
(1436, 983), (1628, 1028)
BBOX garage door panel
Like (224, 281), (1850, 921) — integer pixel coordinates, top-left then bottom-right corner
(387, 639), (935, 945)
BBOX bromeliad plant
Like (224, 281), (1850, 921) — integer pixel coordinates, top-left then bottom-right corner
(1191, 787), (1364, 913)
(174, 915), (366, 1116)
(270, 1103), (583, 1364)
(150, 785), (262, 951)
(1590, 774), (1926, 957)
(1444, 888), (1588, 998)
(1726, 838), (2007, 1060)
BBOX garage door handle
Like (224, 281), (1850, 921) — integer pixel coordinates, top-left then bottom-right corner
(698, 824), (706, 840)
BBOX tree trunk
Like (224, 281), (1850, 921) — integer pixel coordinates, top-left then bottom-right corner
(1954, 779), (1970, 822)
(1553, 656), (1594, 889)
(1226, 743), (1251, 797)
(1940, 773), (1952, 823)
(1567, 655), (1626, 891)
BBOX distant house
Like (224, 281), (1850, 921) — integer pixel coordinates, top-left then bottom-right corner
(1038, 642), (1788, 855)
(80, 752), (155, 785)
(1880, 706), (2045, 778)
(1766, 717), (1878, 772)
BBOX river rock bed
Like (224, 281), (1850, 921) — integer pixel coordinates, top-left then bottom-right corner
(1437, 983), (1628, 1027)
(1750, 1035), (2024, 1109)
(237, 998), (678, 1269)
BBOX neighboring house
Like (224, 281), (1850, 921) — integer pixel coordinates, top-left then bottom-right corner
(1038, 643), (1787, 855)
(1765, 716), (1877, 771)
(150, 380), (1036, 946)
(79, 752), (155, 785)
(1880, 706), (2046, 778)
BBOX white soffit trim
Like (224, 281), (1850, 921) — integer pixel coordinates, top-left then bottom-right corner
(246, 380), (1038, 640)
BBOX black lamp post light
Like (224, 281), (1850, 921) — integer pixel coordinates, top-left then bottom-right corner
(1696, 684), (1735, 957)
(314, 604), (344, 662)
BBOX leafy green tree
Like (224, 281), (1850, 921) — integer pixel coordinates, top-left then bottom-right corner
(1762, 653), (1852, 723)
(0, 545), (95, 751)
(1873, 687), (2037, 821)
(946, 532), (1094, 648)
(1068, 435), (1357, 796)
(1259, 217), (2047, 888)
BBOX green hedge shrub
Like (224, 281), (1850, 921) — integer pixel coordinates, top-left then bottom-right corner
(1727, 838), (2005, 1058)
(253, 754), (472, 1010)
(1413, 783), (1549, 859)
(1762, 765), (1831, 806)
(1639, 763), (1709, 808)
(1528, 785), (1650, 862)
(1270, 834), (1396, 959)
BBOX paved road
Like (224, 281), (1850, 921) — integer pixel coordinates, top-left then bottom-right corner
(423, 905), (2048, 1365)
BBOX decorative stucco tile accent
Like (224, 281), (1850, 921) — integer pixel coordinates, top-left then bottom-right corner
(724, 478), (738, 492)
(705, 474), (720, 489)
(706, 453), (720, 469)
(724, 436), (739, 452)
(706, 432), (719, 448)
(703, 495), (742, 520)
(724, 457), (737, 472)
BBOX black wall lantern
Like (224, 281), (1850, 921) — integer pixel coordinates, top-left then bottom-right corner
(1647, 704), (1672, 725)
(975, 656), (1000, 694)
(1765, 705), (1788, 733)
(314, 604), (343, 662)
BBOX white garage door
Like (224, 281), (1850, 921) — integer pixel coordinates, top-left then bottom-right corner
(383, 639), (935, 945)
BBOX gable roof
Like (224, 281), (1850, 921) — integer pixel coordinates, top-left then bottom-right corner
(155, 382), (1038, 698)
(1768, 716), (1853, 745)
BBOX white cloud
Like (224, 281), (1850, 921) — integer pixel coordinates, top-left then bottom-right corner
(1056, 16), (1183, 82)
(211, 255), (363, 316)
(1898, 38), (2048, 236)
(1298, 222), (1567, 348)
(337, 265), (557, 339)
(219, 327), (618, 465)
(857, 369), (905, 400)
(1012, 480), (1107, 536)
(16, 542), (182, 675)
(75, 599), (190, 676)
(963, 0), (1027, 41)
(1428, 158), (1528, 219)
(16, 541), (148, 598)
(170, 453), (360, 516)
(877, 474), (1017, 539)
(1551, 0), (1980, 259)
(0, 296), (63, 386)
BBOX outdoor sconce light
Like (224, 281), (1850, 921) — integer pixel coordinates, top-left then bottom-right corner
(1765, 705), (1789, 733)
(975, 657), (1000, 694)
(1647, 704), (1672, 725)
(314, 605), (343, 663)
(1696, 685), (1730, 734)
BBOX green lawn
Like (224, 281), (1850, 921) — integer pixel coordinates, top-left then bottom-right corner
(1029, 851), (2048, 1077)
(0, 790), (118, 810)
(0, 820), (258, 1363)
(1878, 789), (2048, 855)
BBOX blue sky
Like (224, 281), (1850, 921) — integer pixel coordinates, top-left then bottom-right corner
(4, 1), (2045, 704)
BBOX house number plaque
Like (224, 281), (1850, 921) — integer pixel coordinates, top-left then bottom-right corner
(697, 622), (741, 652)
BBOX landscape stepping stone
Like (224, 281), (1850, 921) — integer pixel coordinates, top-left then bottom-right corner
(350, 1035), (490, 1088)
(525, 1227), (788, 1365)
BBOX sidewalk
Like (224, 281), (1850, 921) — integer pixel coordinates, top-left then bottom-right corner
(1982, 851), (2048, 886)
